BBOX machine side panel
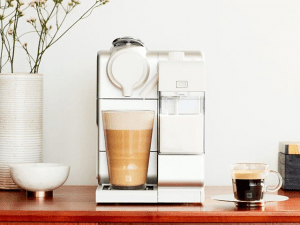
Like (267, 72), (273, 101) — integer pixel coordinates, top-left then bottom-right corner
(97, 51), (110, 99)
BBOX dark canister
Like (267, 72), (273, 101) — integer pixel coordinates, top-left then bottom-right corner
(278, 142), (300, 190)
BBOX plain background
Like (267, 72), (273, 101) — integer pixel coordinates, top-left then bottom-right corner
(15, 0), (300, 185)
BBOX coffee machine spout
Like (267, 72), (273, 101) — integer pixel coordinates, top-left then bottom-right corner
(139, 74), (158, 98)
(121, 84), (133, 97)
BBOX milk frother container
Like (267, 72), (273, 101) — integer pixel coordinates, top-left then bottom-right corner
(96, 37), (205, 203)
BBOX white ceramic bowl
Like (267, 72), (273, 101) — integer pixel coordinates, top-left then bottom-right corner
(9, 163), (70, 192)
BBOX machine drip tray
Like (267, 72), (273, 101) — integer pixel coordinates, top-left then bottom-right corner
(96, 184), (158, 203)
(102, 185), (155, 191)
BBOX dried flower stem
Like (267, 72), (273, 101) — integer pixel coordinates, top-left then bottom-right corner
(0, 0), (109, 73)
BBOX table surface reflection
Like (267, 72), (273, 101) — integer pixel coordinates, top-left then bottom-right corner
(0, 186), (300, 223)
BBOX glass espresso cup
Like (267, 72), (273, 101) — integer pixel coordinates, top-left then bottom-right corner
(231, 163), (282, 201)
(102, 110), (155, 190)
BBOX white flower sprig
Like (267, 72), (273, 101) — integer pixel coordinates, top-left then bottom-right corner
(0, 0), (110, 73)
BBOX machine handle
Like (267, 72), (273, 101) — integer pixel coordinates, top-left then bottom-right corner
(139, 73), (158, 98)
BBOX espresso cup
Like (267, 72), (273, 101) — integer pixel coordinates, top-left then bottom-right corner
(231, 163), (282, 201)
(102, 110), (155, 190)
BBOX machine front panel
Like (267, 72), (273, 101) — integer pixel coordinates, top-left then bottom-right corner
(158, 154), (204, 187)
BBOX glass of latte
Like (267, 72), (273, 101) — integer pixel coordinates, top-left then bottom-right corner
(102, 110), (155, 190)
(231, 163), (282, 201)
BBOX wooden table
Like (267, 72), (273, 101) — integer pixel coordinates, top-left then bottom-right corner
(0, 186), (300, 224)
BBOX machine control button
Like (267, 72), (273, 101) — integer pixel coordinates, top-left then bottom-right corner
(176, 81), (188, 88)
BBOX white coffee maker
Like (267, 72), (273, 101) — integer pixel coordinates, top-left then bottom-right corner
(96, 37), (205, 203)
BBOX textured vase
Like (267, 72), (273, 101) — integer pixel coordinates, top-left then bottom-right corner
(0, 73), (43, 189)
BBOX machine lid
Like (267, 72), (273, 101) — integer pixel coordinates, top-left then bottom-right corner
(112, 37), (145, 47)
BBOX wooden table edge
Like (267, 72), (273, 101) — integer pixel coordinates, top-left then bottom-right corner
(1, 211), (300, 223)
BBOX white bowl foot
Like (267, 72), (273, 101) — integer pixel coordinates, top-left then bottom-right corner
(26, 191), (53, 198)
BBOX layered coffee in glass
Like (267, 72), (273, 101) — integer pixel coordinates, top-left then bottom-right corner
(102, 110), (155, 190)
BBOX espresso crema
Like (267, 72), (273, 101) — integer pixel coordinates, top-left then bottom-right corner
(231, 170), (267, 180)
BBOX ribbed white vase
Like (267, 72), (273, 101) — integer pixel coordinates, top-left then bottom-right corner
(0, 73), (43, 189)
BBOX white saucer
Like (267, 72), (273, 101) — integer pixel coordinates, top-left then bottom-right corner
(212, 194), (289, 207)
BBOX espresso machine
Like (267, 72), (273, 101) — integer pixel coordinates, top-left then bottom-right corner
(96, 37), (205, 203)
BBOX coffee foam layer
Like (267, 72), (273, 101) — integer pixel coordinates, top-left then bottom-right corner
(102, 111), (155, 130)
(232, 170), (267, 180)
